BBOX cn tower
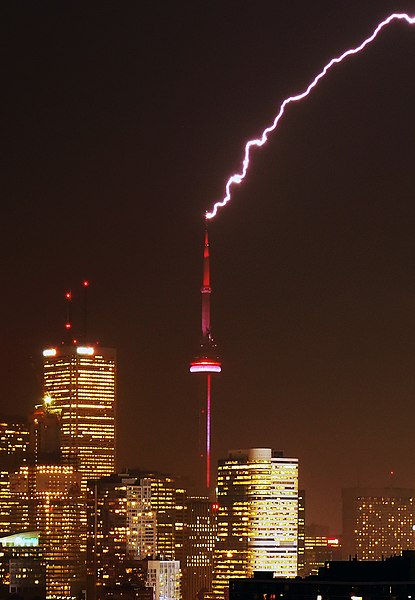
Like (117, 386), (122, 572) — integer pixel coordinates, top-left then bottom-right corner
(190, 220), (221, 492)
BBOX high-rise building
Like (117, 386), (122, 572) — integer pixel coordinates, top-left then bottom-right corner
(212, 448), (298, 599)
(342, 487), (415, 561)
(10, 463), (82, 599)
(0, 417), (29, 534)
(42, 344), (116, 492)
(87, 471), (186, 600)
(9, 405), (83, 599)
(182, 497), (217, 600)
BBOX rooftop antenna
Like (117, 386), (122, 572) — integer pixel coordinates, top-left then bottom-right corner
(65, 290), (72, 342)
(82, 280), (89, 343)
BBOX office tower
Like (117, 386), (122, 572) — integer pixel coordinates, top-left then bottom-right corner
(0, 417), (29, 534)
(190, 224), (221, 493)
(87, 471), (186, 600)
(212, 448), (298, 599)
(147, 559), (181, 600)
(0, 531), (45, 599)
(42, 344), (116, 492)
(342, 487), (415, 561)
(182, 497), (217, 600)
(303, 524), (341, 576)
(10, 463), (82, 599)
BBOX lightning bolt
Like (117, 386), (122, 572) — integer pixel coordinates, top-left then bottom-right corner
(206, 13), (415, 220)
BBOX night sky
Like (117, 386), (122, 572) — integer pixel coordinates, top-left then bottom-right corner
(3, 1), (415, 531)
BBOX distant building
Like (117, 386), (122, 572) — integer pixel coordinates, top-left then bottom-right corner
(182, 497), (217, 600)
(297, 490), (305, 576)
(229, 551), (415, 600)
(0, 417), (29, 534)
(212, 448), (298, 599)
(303, 524), (341, 576)
(87, 471), (186, 600)
(342, 487), (415, 560)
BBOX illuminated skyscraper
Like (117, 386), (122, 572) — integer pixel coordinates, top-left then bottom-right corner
(11, 463), (82, 599)
(212, 448), (298, 599)
(9, 406), (83, 599)
(342, 487), (415, 561)
(0, 418), (29, 534)
(42, 344), (116, 490)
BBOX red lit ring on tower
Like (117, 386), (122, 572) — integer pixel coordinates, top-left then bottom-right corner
(189, 360), (222, 373)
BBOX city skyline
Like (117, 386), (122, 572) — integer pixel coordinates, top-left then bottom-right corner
(3, 1), (415, 532)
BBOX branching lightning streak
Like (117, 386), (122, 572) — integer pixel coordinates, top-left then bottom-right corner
(206, 13), (415, 220)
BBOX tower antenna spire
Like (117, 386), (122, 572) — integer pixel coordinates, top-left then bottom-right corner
(201, 216), (211, 340)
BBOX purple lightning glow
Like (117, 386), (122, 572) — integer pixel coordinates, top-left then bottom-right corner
(206, 13), (415, 220)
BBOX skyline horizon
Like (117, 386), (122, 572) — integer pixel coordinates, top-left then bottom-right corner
(3, 1), (415, 533)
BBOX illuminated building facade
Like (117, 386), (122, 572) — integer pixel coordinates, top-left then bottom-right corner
(146, 559), (180, 600)
(10, 464), (82, 599)
(87, 471), (186, 600)
(0, 418), (29, 534)
(212, 448), (298, 599)
(342, 487), (415, 561)
(0, 531), (45, 600)
(42, 344), (116, 491)
(182, 497), (217, 600)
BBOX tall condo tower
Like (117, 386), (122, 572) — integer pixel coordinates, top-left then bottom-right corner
(190, 222), (221, 492)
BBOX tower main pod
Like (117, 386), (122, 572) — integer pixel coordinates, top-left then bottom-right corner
(190, 222), (221, 492)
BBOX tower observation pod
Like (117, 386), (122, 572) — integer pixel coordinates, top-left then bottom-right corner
(190, 222), (221, 492)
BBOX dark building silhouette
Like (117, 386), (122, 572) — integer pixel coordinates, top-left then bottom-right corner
(230, 551), (415, 600)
